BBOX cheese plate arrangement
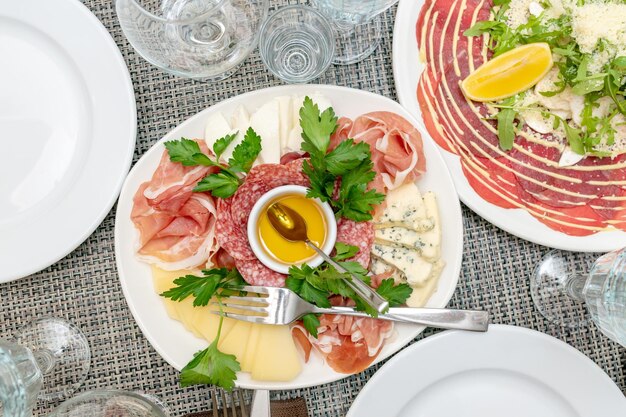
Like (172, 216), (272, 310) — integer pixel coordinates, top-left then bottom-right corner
(392, 0), (626, 251)
(114, 85), (463, 390)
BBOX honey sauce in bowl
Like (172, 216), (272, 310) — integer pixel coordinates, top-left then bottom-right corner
(247, 185), (337, 274)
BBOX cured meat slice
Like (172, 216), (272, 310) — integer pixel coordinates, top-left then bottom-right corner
(415, 0), (626, 235)
(131, 143), (220, 270)
(215, 197), (256, 261)
(234, 258), (286, 287)
(336, 218), (375, 269)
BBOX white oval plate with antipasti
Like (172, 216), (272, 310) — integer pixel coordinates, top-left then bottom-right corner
(347, 325), (626, 417)
(0, 0), (136, 281)
(392, 0), (626, 252)
(114, 85), (463, 389)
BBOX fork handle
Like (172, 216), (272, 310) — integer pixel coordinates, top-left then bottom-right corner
(310, 306), (490, 332)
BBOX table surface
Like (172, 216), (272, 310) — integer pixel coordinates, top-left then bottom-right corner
(1, 0), (624, 415)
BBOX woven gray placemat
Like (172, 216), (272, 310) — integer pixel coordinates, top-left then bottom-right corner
(0, 0), (623, 415)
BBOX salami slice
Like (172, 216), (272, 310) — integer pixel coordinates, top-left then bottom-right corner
(215, 198), (255, 260)
(336, 218), (375, 268)
(235, 258), (286, 287)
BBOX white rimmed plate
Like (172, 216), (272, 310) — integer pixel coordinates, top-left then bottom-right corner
(114, 85), (463, 389)
(347, 324), (626, 416)
(392, 0), (626, 252)
(0, 0), (136, 281)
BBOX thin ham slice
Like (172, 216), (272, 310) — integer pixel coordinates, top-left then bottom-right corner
(331, 112), (426, 193)
(131, 141), (220, 270)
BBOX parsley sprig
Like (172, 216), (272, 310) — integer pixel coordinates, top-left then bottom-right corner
(286, 243), (413, 337)
(164, 127), (262, 198)
(299, 98), (385, 221)
(160, 268), (247, 390)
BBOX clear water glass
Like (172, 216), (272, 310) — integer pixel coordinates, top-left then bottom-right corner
(116, 0), (269, 81)
(0, 341), (42, 417)
(49, 390), (170, 417)
(259, 5), (335, 84)
(531, 248), (626, 346)
(310, 0), (398, 65)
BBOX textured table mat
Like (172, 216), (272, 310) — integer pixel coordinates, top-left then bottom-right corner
(1, 0), (624, 415)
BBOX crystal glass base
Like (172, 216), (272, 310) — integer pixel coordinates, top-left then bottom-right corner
(14, 318), (90, 402)
(331, 14), (382, 65)
(530, 250), (592, 329)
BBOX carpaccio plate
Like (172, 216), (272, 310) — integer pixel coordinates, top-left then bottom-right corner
(114, 85), (463, 390)
(392, 0), (626, 251)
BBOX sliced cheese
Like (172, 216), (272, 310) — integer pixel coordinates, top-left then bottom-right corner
(151, 267), (184, 320)
(218, 320), (252, 364)
(204, 112), (234, 159)
(375, 227), (424, 250)
(285, 94), (332, 153)
(419, 192), (441, 261)
(371, 244), (433, 286)
(217, 105), (250, 163)
(191, 307), (236, 344)
(370, 256), (406, 285)
(375, 182), (434, 232)
(251, 324), (302, 381)
(249, 100), (281, 164)
(405, 260), (445, 308)
(174, 298), (207, 339)
(275, 96), (293, 150)
(241, 324), (261, 373)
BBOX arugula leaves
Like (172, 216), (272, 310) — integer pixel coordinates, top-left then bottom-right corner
(299, 97), (385, 221)
(160, 268), (247, 390)
(286, 243), (413, 336)
(164, 127), (262, 199)
(495, 98), (518, 151)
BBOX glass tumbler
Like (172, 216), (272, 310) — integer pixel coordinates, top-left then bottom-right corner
(49, 390), (170, 417)
(311, 0), (399, 65)
(116, 0), (269, 81)
(259, 5), (335, 84)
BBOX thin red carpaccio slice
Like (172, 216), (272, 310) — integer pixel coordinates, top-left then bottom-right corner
(234, 258), (286, 287)
(336, 218), (374, 268)
(415, 0), (626, 236)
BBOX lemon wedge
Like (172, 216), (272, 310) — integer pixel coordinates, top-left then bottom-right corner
(461, 43), (553, 102)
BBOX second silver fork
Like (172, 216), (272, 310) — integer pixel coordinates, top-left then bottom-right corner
(213, 286), (489, 332)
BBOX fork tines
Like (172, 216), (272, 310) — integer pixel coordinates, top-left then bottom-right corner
(210, 286), (274, 323)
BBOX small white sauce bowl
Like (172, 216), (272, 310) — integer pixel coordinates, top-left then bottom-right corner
(247, 185), (337, 274)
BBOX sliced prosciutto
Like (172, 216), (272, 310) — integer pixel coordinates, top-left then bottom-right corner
(292, 298), (394, 374)
(330, 112), (426, 194)
(415, 0), (626, 235)
(131, 141), (221, 270)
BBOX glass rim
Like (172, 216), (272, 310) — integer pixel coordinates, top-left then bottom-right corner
(124, 0), (228, 24)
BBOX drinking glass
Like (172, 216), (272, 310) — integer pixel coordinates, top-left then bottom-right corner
(116, 0), (269, 81)
(531, 248), (626, 346)
(259, 5), (335, 84)
(49, 390), (170, 417)
(310, 0), (398, 65)
(0, 341), (41, 417)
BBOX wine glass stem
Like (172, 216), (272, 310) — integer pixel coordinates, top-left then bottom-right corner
(33, 349), (56, 375)
(563, 273), (588, 302)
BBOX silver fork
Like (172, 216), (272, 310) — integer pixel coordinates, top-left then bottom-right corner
(214, 286), (489, 331)
(211, 387), (249, 417)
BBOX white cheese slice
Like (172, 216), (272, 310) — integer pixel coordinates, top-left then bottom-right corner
(375, 182), (434, 232)
(221, 105), (250, 163)
(285, 94), (333, 153)
(371, 244), (433, 286)
(250, 100), (281, 164)
(370, 256), (406, 284)
(375, 227), (424, 250)
(204, 112), (233, 157)
(275, 96), (293, 151)
(419, 192), (441, 261)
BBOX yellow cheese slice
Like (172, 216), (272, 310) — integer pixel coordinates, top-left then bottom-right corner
(191, 307), (237, 345)
(151, 267), (199, 322)
(218, 320), (252, 363)
(251, 325), (302, 381)
(241, 324), (261, 373)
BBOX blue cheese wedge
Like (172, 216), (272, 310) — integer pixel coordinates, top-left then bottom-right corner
(418, 192), (441, 261)
(371, 244), (433, 286)
(375, 227), (424, 250)
(405, 260), (445, 308)
(370, 256), (406, 284)
(375, 182), (434, 232)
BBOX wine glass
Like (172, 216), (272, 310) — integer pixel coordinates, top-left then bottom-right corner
(0, 317), (90, 416)
(48, 390), (170, 417)
(530, 248), (626, 346)
(116, 0), (269, 81)
(310, 0), (398, 65)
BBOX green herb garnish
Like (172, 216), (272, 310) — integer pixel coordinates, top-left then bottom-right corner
(164, 127), (262, 198)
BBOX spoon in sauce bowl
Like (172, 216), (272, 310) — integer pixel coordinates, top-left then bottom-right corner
(267, 202), (389, 313)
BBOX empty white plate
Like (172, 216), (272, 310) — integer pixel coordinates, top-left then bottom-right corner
(0, 0), (136, 281)
(347, 325), (625, 416)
